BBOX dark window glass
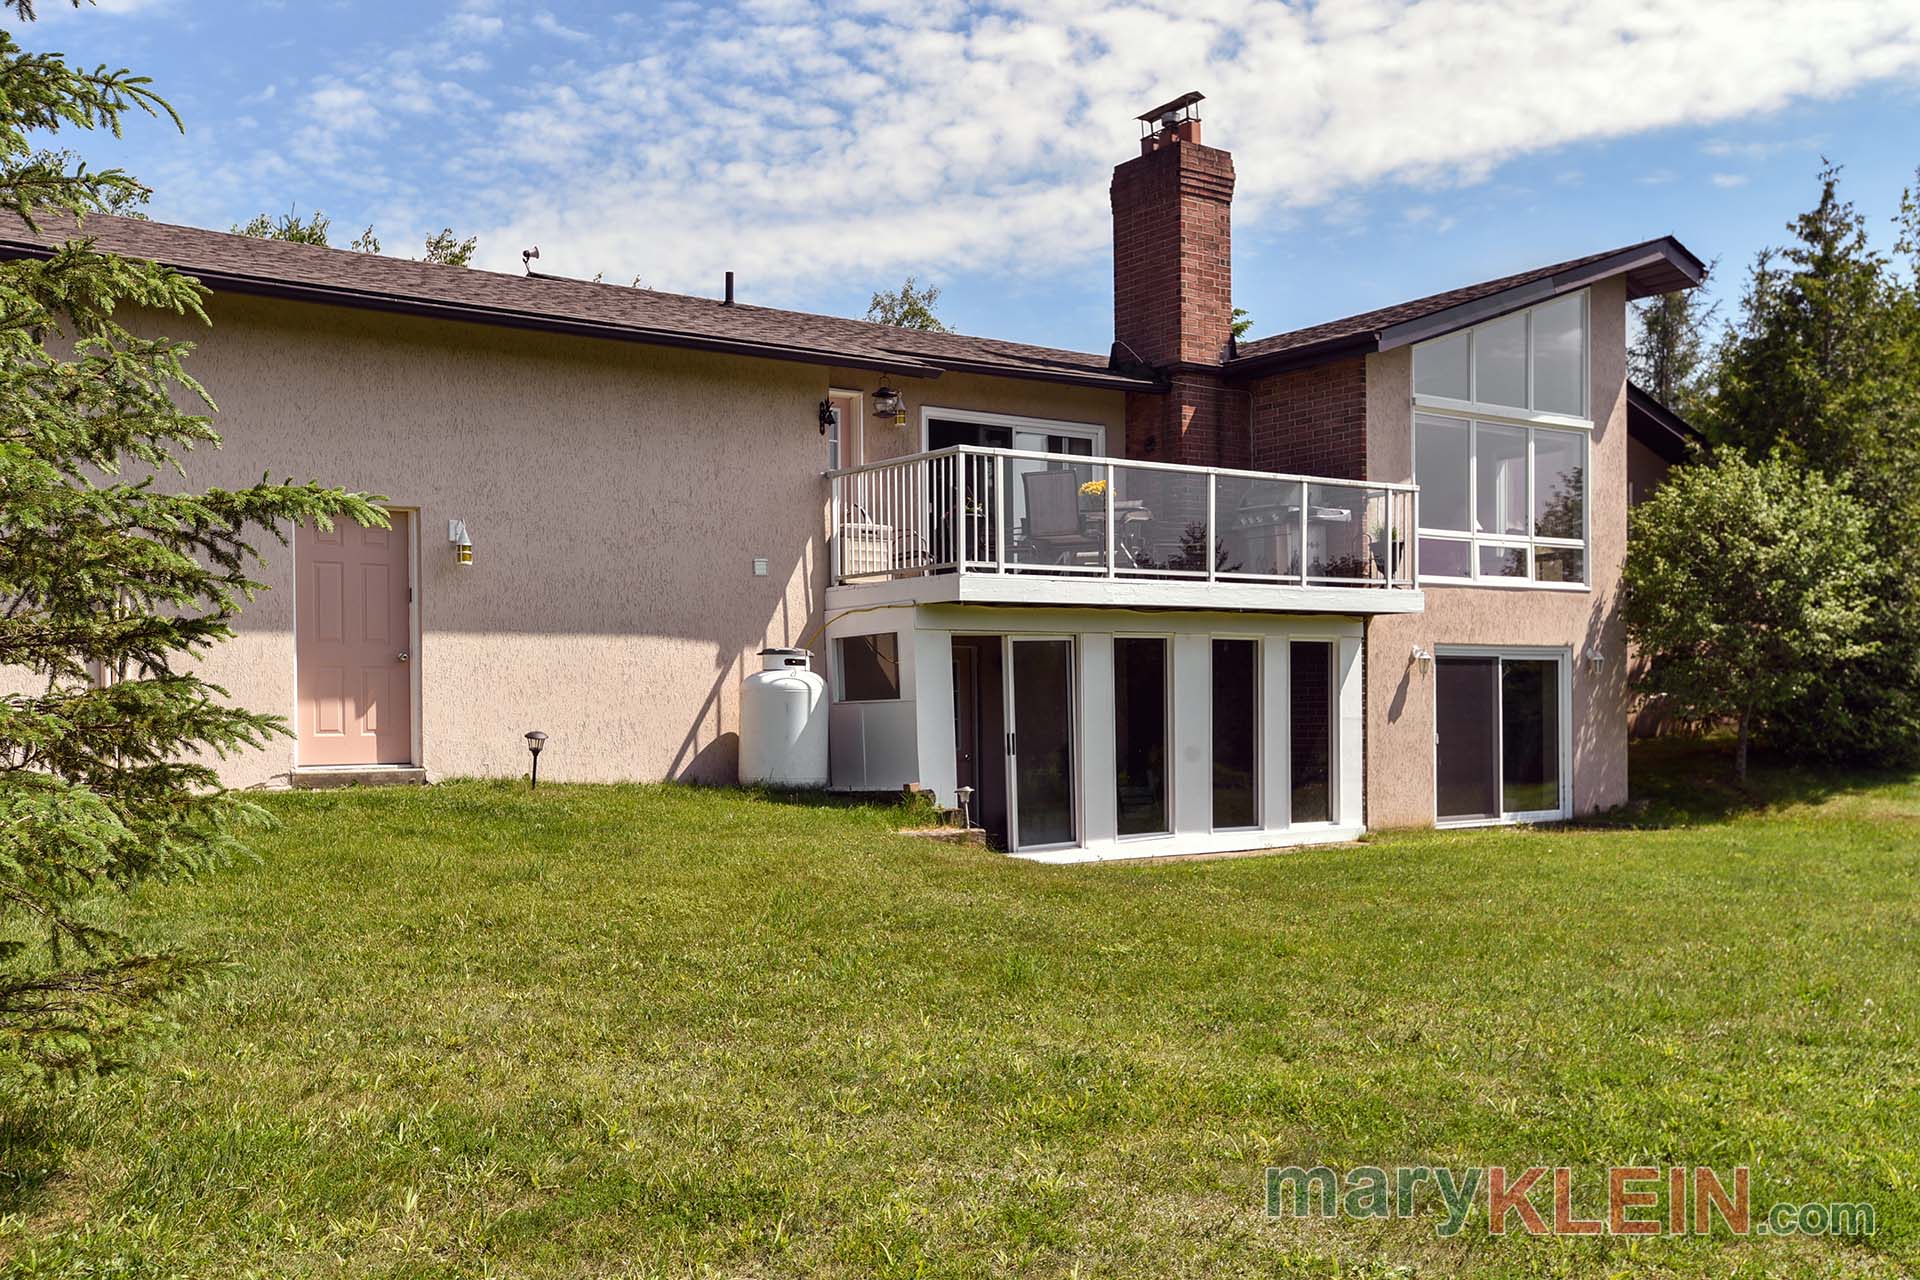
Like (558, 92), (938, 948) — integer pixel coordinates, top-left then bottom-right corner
(1011, 639), (1075, 848)
(1435, 657), (1499, 820)
(1114, 638), (1169, 836)
(1290, 642), (1333, 823)
(1212, 639), (1259, 829)
(1418, 536), (1472, 578)
(837, 633), (900, 701)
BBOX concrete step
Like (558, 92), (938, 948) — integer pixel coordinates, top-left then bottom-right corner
(289, 765), (428, 790)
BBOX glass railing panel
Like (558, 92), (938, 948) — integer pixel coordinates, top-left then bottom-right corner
(1306, 483), (1380, 583)
(1215, 475), (1306, 580)
(1111, 461), (1213, 576)
(1006, 456), (1108, 572)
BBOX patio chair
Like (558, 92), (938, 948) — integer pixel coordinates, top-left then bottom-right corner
(1020, 469), (1103, 565)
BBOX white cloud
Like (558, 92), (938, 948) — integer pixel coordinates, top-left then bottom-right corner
(1711, 172), (1752, 188)
(532, 10), (591, 42)
(201, 0), (1920, 303)
(447, 12), (504, 40)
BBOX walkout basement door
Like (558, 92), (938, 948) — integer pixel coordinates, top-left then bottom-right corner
(1434, 651), (1569, 824)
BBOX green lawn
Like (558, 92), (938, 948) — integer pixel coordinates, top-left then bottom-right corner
(3, 741), (1918, 1277)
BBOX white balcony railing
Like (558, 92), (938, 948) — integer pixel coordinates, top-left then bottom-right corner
(829, 446), (1418, 591)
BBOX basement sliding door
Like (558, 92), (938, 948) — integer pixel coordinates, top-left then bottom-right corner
(1435, 652), (1569, 824)
(1007, 637), (1076, 851)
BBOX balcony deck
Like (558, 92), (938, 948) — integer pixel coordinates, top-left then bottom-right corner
(828, 446), (1423, 615)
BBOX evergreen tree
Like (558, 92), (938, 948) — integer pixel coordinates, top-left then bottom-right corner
(1628, 286), (1714, 418)
(0, 0), (382, 1081)
(1703, 162), (1920, 766)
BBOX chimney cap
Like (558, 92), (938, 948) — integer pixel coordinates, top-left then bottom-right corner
(1136, 90), (1204, 124)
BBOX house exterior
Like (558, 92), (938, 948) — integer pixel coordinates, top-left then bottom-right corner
(0, 93), (1703, 861)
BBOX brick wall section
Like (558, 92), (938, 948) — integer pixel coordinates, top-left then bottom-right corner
(1124, 377), (1251, 470)
(1110, 138), (1236, 368)
(1248, 357), (1368, 480)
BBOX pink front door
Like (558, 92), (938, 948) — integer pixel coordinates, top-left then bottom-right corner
(296, 513), (413, 766)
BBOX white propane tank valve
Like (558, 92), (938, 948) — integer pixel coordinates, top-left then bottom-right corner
(738, 647), (828, 787)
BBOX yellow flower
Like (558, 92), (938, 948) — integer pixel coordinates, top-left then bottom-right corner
(1079, 478), (1107, 497)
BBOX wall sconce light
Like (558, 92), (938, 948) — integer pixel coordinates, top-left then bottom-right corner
(524, 729), (547, 789)
(448, 518), (473, 566)
(1585, 645), (1606, 674)
(818, 399), (839, 436)
(872, 384), (906, 429)
(1411, 646), (1434, 673)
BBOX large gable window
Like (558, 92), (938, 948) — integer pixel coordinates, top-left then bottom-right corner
(1416, 416), (1587, 587)
(1413, 290), (1589, 420)
(1412, 291), (1590, 588)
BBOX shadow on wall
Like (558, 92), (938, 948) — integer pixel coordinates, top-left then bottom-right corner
(666, 537), (822, 785)
(1568, 592), (1626, 812)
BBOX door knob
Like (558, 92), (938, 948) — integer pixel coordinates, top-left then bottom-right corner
(397, 651), (409, 662)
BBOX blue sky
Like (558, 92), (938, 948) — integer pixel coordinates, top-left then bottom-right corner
(19, 0), (1920, 354)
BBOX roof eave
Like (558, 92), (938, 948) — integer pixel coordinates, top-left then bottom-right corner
(892, 351), (1160, 392)
(0, 236), (954, 381)
(1221, 333), (1382, 379)
(1627, 381), (1704, 464)
(1376, 238), (1707, 352)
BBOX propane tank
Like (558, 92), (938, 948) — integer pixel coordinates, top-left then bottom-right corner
(738, 647), (828, 786)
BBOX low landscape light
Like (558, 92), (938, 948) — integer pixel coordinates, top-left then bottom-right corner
(956, 785), (974, 830)
(525, 730), (548, 789)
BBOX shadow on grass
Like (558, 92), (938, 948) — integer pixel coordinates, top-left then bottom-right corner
(0, 1100), (78, 1222)
(1590, 734), (1920, 828)
(734, 784), (942, 826)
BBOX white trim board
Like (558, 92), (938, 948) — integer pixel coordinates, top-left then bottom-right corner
(918, 404), (1107, 455)
(827, 574), (1426, 615)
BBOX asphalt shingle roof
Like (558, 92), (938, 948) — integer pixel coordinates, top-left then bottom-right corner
(1233, 237), (1703, 365)
(0, 212), (1145, 388)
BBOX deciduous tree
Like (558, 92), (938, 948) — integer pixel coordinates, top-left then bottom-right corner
(1625, 454), (1878, 784)
(865, 275), (948, 331)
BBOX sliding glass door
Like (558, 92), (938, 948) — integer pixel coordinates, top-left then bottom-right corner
(1435, 652), (1567, 823)
(1007, 637), (1076, 850)
(1211, 639), (1259, 829)
(1290, 641), (1334, 824)
(1113, 637), (1169, 837)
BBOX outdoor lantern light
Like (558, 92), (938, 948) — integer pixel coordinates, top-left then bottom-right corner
(872, 384), (906, 429)
(525, 729), (548, 789)
(449, 518), (473, 566)
(818, 399), (838, 436)
(956, 785), (975, 831)
(1586, 645), (1607, 674)
(1411, 646), (1434, 673)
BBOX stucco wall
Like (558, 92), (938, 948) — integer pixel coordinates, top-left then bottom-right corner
(162, 293), (1123, 788)
(1362, 277), (1632, 828)
(827, 369), (1125, 464)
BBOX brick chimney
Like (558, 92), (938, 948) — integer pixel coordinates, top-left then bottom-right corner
(1111, 92), (1243, 468)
